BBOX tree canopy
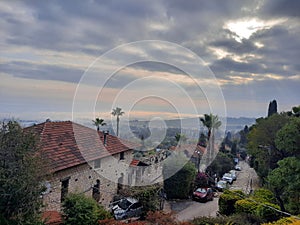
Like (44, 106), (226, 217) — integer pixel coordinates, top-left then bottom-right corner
(163, 152), (197, 199)
(247, 113), (290, 180)
(0, 121), (47, 224)
(268, 100), (278, 117)
(267, 157), (300, 214)
(275, 117), (300, 158)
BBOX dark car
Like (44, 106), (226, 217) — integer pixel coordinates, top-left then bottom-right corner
(111, 197), (143, 220)
(192, 187), (214, 202)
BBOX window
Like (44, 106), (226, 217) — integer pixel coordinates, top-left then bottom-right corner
(61, 177), (70, 202)
(94, 159), (101, 169)
(120, 152), (125, 160)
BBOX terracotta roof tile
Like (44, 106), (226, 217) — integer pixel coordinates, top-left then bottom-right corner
(26, 121), (139, 172)
(130, 159), (140, 167)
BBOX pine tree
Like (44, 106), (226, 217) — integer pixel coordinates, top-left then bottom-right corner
(268, 100), (278, 117)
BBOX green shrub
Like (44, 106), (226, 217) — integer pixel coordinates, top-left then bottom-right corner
(62, 193), (111, 225)
(235, 199), (258, 214)
(117, 184), (163, 218)
(253, 188), (277, 204)
(130, 185), (161, 217)
(229, 213), (263, 225)
(255, 202), (281, 222)
(261, 216), (299, 225)
(163, 154), (197, 199)
(219, 190), (245, 215)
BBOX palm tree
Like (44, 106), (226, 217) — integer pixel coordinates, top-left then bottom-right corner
(92, 118), (106, 131)
(111, 107), (124, 136)
(175, 133), (187, 146)
(200, 113), (221, 141)
(199, 113), (221, 171)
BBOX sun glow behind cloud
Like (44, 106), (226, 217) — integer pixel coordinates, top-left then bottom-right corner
(224, 18), (286, 43)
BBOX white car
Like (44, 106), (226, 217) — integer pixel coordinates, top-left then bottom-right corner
(222, 173), (234, 184)
(216, 180), (228, 192)
(229, 170), (237, 181)
(235, 165), (241, 171)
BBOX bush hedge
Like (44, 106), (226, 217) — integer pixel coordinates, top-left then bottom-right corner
(253, 188), (277, 204)
(62, 193), (111, 225)
(235, 199), (258, 214)
(256, 202), (281, 222)
(163, 156), (197, 199)
(219, 190), (245, 215)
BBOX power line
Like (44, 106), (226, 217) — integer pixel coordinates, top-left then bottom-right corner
(226, 189), (300, 220)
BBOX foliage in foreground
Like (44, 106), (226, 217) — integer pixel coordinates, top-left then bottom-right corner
(219, 189), (281, 223)
(98, 211), (193, 225)
(0, 121), (47, 225)
(262, 216), (300, 225)
(267, 157), (300, 214)
(62, 193), (112, 225)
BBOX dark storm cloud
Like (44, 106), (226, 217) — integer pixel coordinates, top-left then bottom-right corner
(0, 61), (83, 83)
(131, 62), (185, 75)
(260, 0), (300, 18)
(210, 58), (263, 75)
(210, 38), (258, 55)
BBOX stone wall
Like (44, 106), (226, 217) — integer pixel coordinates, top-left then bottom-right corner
(42, 151), (134, 211)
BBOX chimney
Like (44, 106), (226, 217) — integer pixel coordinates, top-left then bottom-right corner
(103, 130), (109, 146)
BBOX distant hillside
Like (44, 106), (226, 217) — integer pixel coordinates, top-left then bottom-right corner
(129, 117), (256, 132)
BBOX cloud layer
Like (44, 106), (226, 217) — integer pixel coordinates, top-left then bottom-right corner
(1, 0), (299, 121)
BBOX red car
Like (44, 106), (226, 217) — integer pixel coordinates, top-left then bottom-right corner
(192, 187), (214, 202)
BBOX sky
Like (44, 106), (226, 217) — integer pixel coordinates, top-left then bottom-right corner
(1, 0), (300, 123)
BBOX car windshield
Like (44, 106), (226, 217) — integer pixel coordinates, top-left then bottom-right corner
(218, 181), (227, 186)
(118, 199), (132, 210)
(196, 188), (207, 193)
(224, 173), (231, 177)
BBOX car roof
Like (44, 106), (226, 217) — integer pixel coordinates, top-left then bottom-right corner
(125, 197), (139, 204)
(218, 180), (227, 183)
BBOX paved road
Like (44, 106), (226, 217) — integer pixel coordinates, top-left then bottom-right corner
(172, 198), (219, 221)
(167, 160), (260, 222)
(230, 161), (260, 193)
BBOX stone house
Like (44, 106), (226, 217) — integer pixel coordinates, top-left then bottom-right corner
(26, 121), (139, 211)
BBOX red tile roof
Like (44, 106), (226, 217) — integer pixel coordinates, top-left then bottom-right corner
(130, 159), (140, 167)
(26, 121), (139, 172)
(129, 159), (149, 167)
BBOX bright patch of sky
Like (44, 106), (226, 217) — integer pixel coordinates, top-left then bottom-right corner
(224, 18), (286, 43)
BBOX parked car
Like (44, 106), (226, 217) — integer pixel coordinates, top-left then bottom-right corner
(111, 197), (143, 220)
(235, 164), (241, 171)
(222, 173), (234, 184)
(229, 170), (237, 181)
(215, 180), (228, 192)
(192, 187), (214, 202)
